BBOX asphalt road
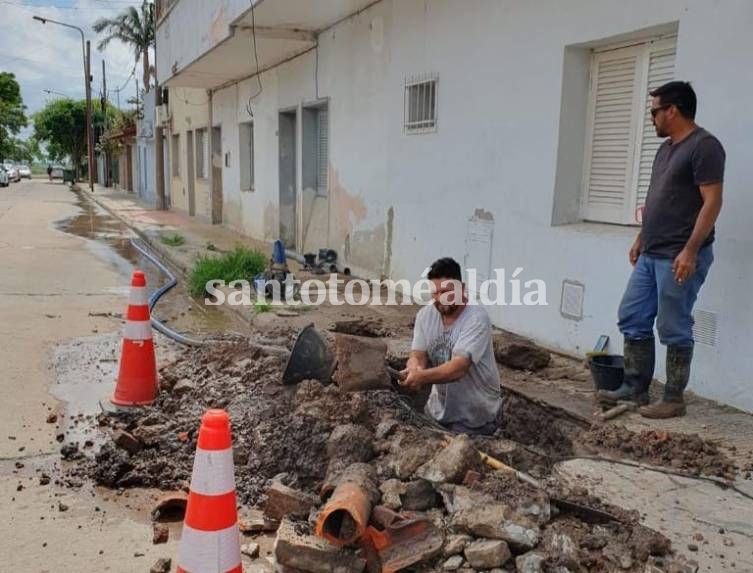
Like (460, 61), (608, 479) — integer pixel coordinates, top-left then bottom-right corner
(0, 180), (178, 572)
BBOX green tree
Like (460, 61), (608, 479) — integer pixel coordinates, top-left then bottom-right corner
(33, 99), (118, 177)
(93, 1), (155, 92)
(0, 72), (28, 162)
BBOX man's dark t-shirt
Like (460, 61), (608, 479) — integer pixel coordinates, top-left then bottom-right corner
(641, 127), (725, 258)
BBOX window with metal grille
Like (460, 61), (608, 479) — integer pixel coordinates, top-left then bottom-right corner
(317, 108), (329, 195)
(404, 75), (438, 133)
(582, 37), (676, 225)
(196, 128), (208, 179)
(171, 134), (180, 177)
(239, 122), (254, 190)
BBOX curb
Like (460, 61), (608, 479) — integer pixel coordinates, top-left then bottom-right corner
(83, 188), (253, 328)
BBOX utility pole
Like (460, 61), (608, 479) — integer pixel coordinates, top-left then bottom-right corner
(85, 40), (95, 190)
(154, 85), (166, 210)
(102, 59), (110, 187)
(32, 15), (94, 191)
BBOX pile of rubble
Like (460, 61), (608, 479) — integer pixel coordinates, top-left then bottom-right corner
(71, 337), (725, 572)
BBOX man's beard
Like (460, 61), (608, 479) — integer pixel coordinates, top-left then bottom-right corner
(655, 125), (668, 138)
(435, 302), (461, 316)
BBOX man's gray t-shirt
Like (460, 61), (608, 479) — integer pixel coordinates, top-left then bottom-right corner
(641, 127), (725, 258)
(412, 303), (501, 429)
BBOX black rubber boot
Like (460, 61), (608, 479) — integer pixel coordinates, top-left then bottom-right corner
(640, 345), (693, 419)
(597, 337), (655, 406)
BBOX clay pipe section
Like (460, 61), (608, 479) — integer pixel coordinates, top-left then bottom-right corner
(315, 463), (379, 546)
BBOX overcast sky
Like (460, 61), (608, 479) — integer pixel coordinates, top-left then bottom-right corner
(0, 0), (148, 138)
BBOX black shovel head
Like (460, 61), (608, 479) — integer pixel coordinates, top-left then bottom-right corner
(282, 323), (337, 385)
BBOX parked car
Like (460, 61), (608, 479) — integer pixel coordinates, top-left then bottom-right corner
(3, 164), (20, 183)
(50, 165), (65, 180)
(0, 166), (9, 187)
(17, 165), (31, 179)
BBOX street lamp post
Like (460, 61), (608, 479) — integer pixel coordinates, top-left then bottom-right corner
(33, 15), (95, 192)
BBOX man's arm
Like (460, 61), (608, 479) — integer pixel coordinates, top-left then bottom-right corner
(400, 355), (471, 390)
(673, 182), (723, 282)
(406, 350), (428, 371)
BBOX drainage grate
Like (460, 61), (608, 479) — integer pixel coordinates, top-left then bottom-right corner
(560, 280), (585, 321)
(692, 309), (718, 347)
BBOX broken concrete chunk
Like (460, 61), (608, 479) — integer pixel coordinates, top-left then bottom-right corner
(326, 424), (375, 462)
(437, 484), (495, 515)
(172, 378), (195, 395)
(442, 555), (465, 571)
(149, 557), (171, 573)
(464, 539), (512, 569)
(264, 482), (319, 522)
(239, 515), (279, 534)
(546, 533), (578, 567)
(241, 542), (260, 558)
(132, 424), (169, 447)
(331, 334), (391, 392)
(402, 479), (439, 511)
(415, 435), (479, 484)
(375, 418), (399, 440)
(379, 479), (406, 511)
(452, 503), (539, 552)
(274, 518), (366, 573)
(493, 336), (551, 371)
(515, 551), (547, 573)
(112, 430), (141, 454)
(443, 534), (473, 557)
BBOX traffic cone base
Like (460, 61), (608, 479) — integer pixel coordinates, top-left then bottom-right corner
(111, 270), (158, 407)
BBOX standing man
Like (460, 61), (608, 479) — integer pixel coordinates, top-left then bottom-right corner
(599, 81), (725, 419)
(400, 257), (501, 434)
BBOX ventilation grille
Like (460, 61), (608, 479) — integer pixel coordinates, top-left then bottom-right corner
(560, 280), (585, 321)
(693, 309), (718, 347)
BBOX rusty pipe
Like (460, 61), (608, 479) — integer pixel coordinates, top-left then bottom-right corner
(315, 463), (379, 546)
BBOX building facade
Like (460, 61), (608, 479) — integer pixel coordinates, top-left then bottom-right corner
(156, 0), (753, 412)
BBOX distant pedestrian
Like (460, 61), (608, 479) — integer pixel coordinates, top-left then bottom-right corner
(47, 165), (53, 181)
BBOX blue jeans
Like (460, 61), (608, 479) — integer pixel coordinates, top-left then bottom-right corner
(618, 245), (713, 346)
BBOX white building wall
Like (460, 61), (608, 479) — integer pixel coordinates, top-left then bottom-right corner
(195, 0), (753, 411)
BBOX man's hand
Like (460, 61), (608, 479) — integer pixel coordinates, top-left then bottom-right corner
(672, 248), (697, 284)
(398, 368), (425, 390)
(629, 235), (642, 266)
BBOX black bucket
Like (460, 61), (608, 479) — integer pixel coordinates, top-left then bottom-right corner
(282, 324), (337, 385)
(588, 354), (624, 391)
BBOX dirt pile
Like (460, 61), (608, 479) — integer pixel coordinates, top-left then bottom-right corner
(582, 425), (737, 480)
(67, 338), (702, 572)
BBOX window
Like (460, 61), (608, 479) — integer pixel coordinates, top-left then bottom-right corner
(239, 122), (254, 190)
(171, 134), (180, 177)
(196, 128), (208, 179)
(582, 37), (676, 225)
(404, 74), (438, 133)
(316, 108), (328, 195)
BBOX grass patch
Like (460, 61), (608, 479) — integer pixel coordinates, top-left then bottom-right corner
(188, 246), (267, 297)
(161, 233), (186, 247)
(253, 301), (273, 314)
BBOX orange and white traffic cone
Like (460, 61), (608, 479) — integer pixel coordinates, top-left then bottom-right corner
(177, 409), (242, 573)
(111, 270), (158, 407)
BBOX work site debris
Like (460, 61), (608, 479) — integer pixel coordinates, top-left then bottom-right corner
(62, 336), (737, 572)
(582, 425), (736, 479)
(149, 557), (171, 573)
(275, 518), (367, 573)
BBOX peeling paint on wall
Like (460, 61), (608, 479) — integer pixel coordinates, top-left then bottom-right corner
(464, 209), (495, 289)
(348, 223), (387, 275)
(330, 167), (368, 249)
(263, 201), (278, 242)
(383, 206), (394, 278)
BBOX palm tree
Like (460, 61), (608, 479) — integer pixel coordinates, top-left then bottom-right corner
(93, 1), (155, 92)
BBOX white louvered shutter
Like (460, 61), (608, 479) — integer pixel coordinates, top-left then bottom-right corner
(631, 39), (676, 220)
(317, 108), (329, 196)
(583, 46), (643, 224)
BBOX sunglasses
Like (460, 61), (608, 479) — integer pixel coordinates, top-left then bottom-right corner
(650, 104), (671, 117)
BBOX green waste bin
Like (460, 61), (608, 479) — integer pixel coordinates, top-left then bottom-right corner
(62, 169), (75, 185)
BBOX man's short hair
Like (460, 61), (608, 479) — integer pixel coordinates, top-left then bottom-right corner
(650, 81), (697, 120)
(427, 257), (462, 281)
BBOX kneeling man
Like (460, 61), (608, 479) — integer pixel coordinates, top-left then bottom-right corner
(400, 257), (501, 435)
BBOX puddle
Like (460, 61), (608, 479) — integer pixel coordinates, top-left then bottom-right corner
(54, 189), (246, 336)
